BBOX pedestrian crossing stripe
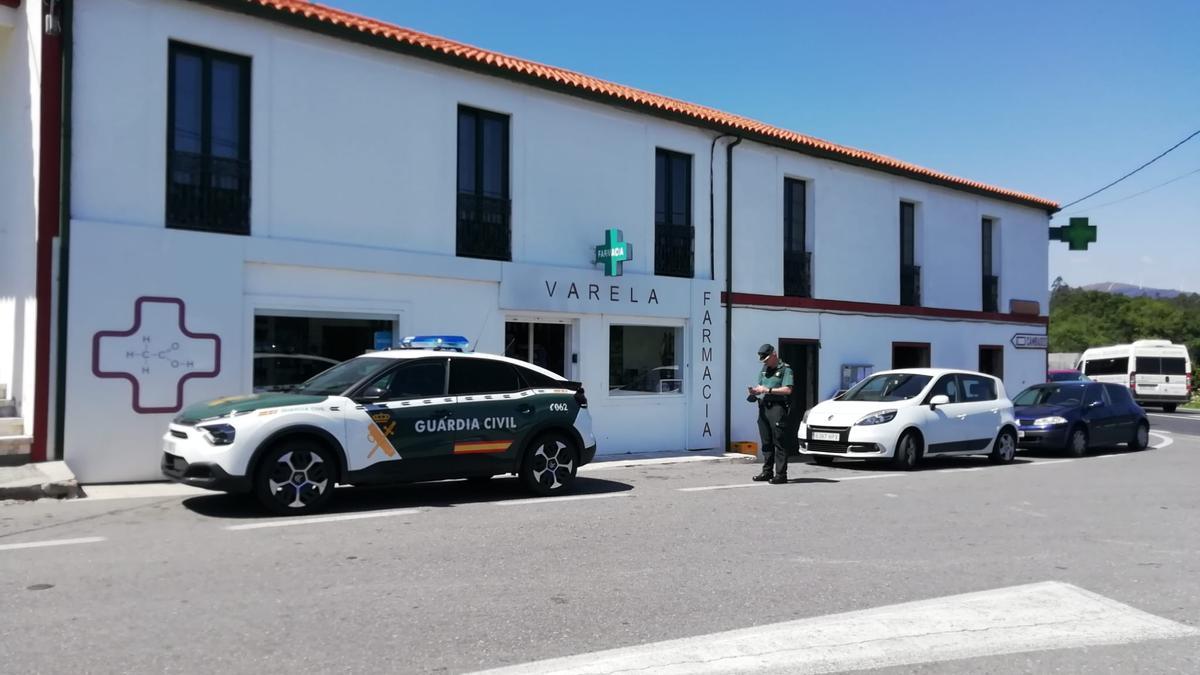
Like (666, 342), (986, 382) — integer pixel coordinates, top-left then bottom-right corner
(454, 440), (513, 454)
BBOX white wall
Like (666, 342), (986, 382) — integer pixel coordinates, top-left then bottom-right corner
(0, 0), (40, 432)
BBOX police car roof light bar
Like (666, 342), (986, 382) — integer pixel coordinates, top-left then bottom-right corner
(398, 335), (471, 352)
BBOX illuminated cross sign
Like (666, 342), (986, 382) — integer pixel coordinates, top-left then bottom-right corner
(1049, 217), (1097, 251)
(594, 228), (632, 277)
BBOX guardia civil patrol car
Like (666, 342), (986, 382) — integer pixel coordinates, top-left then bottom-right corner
(161, 336), (597, 514)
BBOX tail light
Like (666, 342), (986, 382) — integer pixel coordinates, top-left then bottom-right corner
(1129, 372), (1136, 393)
(566, 380), (588, 408)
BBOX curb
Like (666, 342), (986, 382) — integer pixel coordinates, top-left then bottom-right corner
(0, 461), (85, 502)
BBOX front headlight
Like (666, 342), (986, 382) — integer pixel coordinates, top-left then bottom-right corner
(855, 409), (898, 426)
(1033, 416), (1068, 426)
(198, 423), (237, 446)
(801, 408), (811, 425)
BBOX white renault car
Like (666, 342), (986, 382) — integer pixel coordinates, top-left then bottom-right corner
(798, 368), (1018, 469)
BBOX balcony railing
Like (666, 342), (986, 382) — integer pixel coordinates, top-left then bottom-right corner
(900, 264), (922, 307)
(784, 250), (812, 298)
(983, 274), (999, 312)
(457, 192), (511, 261)
(655, 224), (694, 278)
(167, 151), (250, 234)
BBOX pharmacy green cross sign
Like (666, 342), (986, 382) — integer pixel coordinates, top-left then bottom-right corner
(594, 228), (632, 277)
(1049, 217), (1097, 251)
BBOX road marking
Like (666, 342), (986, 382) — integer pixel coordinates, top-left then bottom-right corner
(677, 482), (767, 492)
(1150, 432), (1174, 449)
(225, 508), (421, 531)
(495, 492), (632, 506)
(1026, 458), (1074, 467)
(1148, 413), (1200, 422)
(470, 581), (1199, 675)
(0, 536), (107, 552)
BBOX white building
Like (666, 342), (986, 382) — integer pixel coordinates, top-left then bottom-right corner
(0, 0), (1057, 482)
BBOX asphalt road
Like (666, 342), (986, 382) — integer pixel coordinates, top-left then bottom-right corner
(1, 424), (1198, 674)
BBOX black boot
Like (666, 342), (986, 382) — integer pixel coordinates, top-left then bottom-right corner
(752, 470), (774, 482)
(769, 473), (788, 485)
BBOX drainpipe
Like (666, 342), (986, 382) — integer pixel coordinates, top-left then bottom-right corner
(52, 0), (73, 460)
(722, 137), (741, 454)
(30, 0), (65, 462)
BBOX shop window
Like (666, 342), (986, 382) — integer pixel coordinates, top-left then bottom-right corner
(457, 106), (511, 261)
(655, 148), (693, 278)
(167, 41), (251, 235)
(609, 325), (682, 394)
(783, 178), (811, 297)
(253, 315), (394, 392)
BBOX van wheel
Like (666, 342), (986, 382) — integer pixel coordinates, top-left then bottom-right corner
(1065, 427), (1088, 458)
(989, 429), (1017, 464)
(520, 433), (578, 496)
(890, 431), (920, 471)
(1162, 404), (1177, 413)
(254, 438), (336, 515)
(1127, 422), (1150, 451)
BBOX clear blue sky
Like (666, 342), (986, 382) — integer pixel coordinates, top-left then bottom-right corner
(330, 0), (1199, 293)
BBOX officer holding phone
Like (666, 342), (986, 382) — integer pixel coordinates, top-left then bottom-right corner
(750, 343), (794, 484)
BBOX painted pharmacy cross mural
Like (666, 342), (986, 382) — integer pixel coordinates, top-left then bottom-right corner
(92, 296), (221, 413)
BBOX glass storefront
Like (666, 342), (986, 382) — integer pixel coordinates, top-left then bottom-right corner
(608, 324), (682, 395)
(253, 314), (394, 392)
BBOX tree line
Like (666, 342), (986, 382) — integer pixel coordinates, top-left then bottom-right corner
(1049, 277), (1200, 363)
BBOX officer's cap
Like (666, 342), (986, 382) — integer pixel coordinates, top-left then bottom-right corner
(757, 343), (775, 360)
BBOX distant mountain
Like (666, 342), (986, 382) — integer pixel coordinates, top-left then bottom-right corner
(1082, 282), (1183, 299)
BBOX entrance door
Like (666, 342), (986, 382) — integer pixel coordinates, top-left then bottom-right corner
(505, 321), (568, 377)
(893, 342), (931, 369)
(779, 340), (819, 455)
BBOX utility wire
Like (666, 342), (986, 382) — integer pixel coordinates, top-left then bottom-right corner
(1058, 128), (1200, 211)
(1057, 166), (1200, 219)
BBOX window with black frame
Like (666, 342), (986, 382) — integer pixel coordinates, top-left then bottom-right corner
(783, 178), (811, 297)
(457, 106), (511, 261)
(655, 149), (693, 278)
(982, 217), (999, 312)
(900, 202), (920, 306)
(167, 42), (251, 235)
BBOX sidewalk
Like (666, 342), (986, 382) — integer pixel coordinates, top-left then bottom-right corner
(0, 462), (84, 501)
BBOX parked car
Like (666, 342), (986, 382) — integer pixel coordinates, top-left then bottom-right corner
(252, 353), (339, 393)
(610, 366), (682, 395)
(1013, 381), (1149, 456)
(163, 337), (597, 514)
(797, 368), (1017, 470)
(1047, 369), (1090, 383)
(1077, 340), (1192, 412)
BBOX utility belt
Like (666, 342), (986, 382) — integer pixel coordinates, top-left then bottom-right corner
(759, 396), (790, 409)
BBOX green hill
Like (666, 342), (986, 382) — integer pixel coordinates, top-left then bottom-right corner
(1049, 277), (1200, 362)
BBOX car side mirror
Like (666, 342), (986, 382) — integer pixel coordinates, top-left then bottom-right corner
(356, 386), (388, 402)
(929, 394), (950, 409)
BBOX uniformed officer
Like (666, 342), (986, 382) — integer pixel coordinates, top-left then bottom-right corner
(751, 343), (794, 484)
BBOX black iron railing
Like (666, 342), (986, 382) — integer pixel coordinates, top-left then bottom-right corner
(655, 224), (694, 278)
(983, 274), (999, 312)
(457, 192), (511, 261)
(167, 151), (250, 234)
(900, 264), (922, 307)
(784, 250), (812, 298)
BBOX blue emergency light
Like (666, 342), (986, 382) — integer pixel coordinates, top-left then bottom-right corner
(399, 335), (471, 352)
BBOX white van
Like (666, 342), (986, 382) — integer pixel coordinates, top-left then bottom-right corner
(1077, 340), (1192, 412)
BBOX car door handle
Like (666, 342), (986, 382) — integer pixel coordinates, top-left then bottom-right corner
(517, 404), (535, 415)
(989, 408), (1000, 414)
(956, 414), (968, 420)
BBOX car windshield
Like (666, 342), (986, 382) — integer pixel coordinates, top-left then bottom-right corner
(291, 357), (393, 396)
(841, 373), (932, 402)
(1013, 384), (1085, 408)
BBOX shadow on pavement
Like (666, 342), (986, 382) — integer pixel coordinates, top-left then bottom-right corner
(815, 455), (1034, 473)
(1017, 445), (1140, 459)
(181, 475), (634, 519)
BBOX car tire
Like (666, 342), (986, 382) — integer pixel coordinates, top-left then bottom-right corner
(519, 432), (578, 497)
(1163, 404), (1177, 413)
(890, 431), (920, 471)
(812, 455), (836, 466)
(989, 429), (1018, 464)
(253, 437), (337, 515)
(1127, 421), (1150, 451)
(1065, 426), (1088, 458)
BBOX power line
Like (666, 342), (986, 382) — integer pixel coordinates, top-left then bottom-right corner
(1057, 166), (1200, 219)
(1058, 128), (1200, 211)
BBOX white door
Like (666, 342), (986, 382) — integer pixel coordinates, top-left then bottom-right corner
(920, 374), (971, 454)
(957, 374), (1002, 451)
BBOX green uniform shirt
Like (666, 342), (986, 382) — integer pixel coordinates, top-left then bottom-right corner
(758, 361), (794, 397)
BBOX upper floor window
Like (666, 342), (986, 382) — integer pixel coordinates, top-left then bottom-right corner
(783, 178), (811, 297)
(457, 106), (511, 261)
(899, 202), (920, 306)
(654, 148), (693, 278)
(982, 217), (999, 312)
(167, 42), (251, 235)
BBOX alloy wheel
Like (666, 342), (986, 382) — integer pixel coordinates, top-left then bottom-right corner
(267, 449), (330, 510)
(530, 439), (575, 491)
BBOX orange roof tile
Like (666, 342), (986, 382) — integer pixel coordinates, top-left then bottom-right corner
(218, 0), (1059, 211)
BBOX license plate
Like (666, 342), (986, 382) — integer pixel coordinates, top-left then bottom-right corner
(811, 431), (840, 442)
(1017, 430), (1026, 438)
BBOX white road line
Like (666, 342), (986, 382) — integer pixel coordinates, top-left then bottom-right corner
(225, 508), (421, 531)
(0, 536), (107, 552)
(495, 492), (632, 506)
(677, 482), (766, 493)
(1150, 432), (1174, 449)
(1026, 459), (1075, 467)
(1148, 413), (1200, 422)
(469, 581), (1199, 675)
